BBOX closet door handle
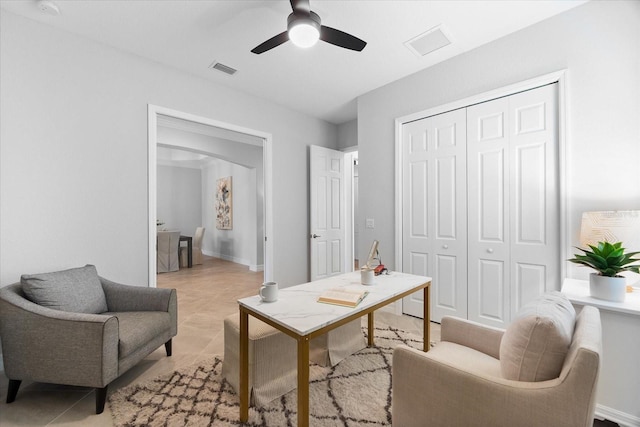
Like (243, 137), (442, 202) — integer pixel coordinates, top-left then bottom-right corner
(442, 244), (449, 249)
(487, 248), (494, 254)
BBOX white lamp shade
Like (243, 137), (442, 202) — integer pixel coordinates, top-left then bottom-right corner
(579, 210), (640, 251)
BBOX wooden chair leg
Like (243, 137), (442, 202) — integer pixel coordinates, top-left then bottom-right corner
(165, 339), (172, 357)
(6, 379), (21, 403)
(96, 385), (108, 414)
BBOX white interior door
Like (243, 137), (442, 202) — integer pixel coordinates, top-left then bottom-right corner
(467, 97), (511, 328)
(310, 145), (346, 281)
(467, 84), (559, 328)
(401, 109), (468, 321)
(507, 84), (560, 317)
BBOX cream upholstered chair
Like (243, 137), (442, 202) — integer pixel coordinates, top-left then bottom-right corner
(222, 314), (365, 406)
(180, 227), (205, 267)
(193, 226), (205, 265)
(392, 292), (601, 427)
(157, 230), (180, 272)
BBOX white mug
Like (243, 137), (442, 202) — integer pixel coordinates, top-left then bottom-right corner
(361, 267), (375, 285)
(259, 281), (278, 302)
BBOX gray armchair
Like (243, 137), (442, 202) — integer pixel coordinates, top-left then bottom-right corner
(0, 265), (177, 414)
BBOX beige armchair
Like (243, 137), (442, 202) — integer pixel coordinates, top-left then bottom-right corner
(392, 295), (601, 427)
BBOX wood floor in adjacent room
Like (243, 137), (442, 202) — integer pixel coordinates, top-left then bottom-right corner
(0, 256), (617, 426)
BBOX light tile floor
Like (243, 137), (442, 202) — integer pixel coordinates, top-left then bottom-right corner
(0, 257), (431, 426)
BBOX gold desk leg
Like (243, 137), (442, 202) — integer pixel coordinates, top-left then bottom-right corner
(239, 309), (249, 422)
(368, 312), (374, 347)
(297, 335), (310, 427)
(423, 283), (431, 352)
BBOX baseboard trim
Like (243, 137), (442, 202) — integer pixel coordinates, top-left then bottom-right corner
(205, 251), (254, 269)
(249, 264), (264, 272)
(595, 404), (640, 427)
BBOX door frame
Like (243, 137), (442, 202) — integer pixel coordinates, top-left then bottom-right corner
(394, 70), (569, 311)
(343, 149), (358, 272)
(148, 104), (273, 287)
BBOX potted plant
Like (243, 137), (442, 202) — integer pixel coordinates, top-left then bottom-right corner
(569, 241), (640, 302)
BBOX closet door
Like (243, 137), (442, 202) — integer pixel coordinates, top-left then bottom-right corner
(467, 97), (511, 328)
(402, 109), (467, 321)
(467, 84), (559, 328)
(508, 85), (560, 317)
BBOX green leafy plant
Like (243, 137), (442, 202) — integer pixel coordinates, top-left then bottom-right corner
(569, 241), (640, 277)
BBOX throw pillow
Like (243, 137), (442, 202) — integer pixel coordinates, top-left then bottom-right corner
(499, 291), (575, 382)
(21, 264), (108, 314)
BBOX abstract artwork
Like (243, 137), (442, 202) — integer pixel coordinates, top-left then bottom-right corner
(216, 176), (232, 230)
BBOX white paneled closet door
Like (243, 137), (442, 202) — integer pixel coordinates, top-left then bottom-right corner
(402, 109), (468, 322)
(467, 84), (559, 328)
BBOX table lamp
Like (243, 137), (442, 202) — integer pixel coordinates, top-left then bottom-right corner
(579, 210), (640, 288)
(580, 210), (640, 250)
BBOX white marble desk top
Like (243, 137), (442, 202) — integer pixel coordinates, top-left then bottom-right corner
(238, 271), (431, 336)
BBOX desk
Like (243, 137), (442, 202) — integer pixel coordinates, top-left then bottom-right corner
(237, 271), (431, 427)
(562, 279), (640, 425)
(179, 235), (192, 268)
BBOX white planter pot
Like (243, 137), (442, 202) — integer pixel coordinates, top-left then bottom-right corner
(589, 273), (626, 302)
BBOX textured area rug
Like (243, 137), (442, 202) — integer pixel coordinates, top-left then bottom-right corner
(109, 326), (426, 426)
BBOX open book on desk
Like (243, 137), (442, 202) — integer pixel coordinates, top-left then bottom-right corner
(317, 288), (369, 308)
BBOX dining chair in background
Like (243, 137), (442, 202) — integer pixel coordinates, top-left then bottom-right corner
(157, 230), (180, 273)
(181, 226), (205, 267)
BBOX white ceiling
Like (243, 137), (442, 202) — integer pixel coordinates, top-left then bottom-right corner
(1, 0), (587, 124)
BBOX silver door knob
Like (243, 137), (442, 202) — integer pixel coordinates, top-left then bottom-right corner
(311, 234), (321, 238)
(443, 244), (449, 249)
(487, 248), (494, 254)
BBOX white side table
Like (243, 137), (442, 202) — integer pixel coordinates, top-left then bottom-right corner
(562, 278), (640, 427)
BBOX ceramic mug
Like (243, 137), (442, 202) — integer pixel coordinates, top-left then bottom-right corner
(259, 281), (278, 302)
(361, 267), (375, 285)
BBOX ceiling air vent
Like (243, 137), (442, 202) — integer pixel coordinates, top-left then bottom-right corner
(405, 25), (451, 58)
(209, 61), (237, 76)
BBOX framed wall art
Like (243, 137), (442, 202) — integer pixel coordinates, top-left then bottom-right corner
(216, 176), (232, 230)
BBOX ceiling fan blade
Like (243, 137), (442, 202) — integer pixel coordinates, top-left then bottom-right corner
(290, 0), (311, 14)
(251, 31), (289, 54)
(320, 26), (366, 51)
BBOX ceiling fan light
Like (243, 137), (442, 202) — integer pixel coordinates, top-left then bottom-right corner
(287, 13), (321, 48)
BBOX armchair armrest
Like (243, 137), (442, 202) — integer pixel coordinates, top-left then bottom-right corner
(441, 316), (504, 359)
(0, 284), (119, 388)
(100, 277), (176, 312)
(392, 345), (597, 427)
(100, 277), (177, 337)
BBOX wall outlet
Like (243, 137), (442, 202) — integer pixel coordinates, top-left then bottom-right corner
(365, 218), (375, 229)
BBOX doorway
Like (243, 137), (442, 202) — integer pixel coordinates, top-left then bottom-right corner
(148, 105), (273, 287)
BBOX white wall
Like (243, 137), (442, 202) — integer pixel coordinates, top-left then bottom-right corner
(202, 160), (259, 269)
(337, 119), (358, 150)
(0, 11), (337, 287)
(357, 0), (640, 279)
(156, 165), (202, 236)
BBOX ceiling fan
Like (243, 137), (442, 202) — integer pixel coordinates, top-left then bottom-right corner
(251, 0), (367, 54)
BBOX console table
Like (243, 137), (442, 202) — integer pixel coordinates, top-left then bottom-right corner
(237, 271), (432, 427)
(561, 278), (640, 426)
